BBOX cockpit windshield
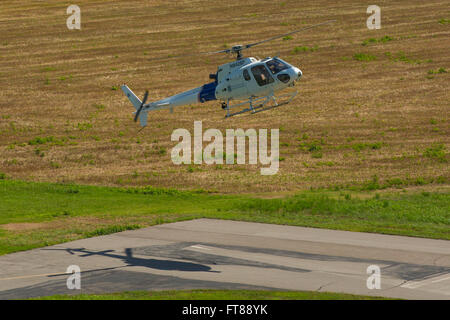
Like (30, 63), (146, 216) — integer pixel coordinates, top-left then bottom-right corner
(265, 58), (290, 74)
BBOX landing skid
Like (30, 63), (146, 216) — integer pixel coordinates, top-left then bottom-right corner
(224, 91), (297, 118)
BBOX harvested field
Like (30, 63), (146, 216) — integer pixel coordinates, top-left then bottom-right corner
(0, 0), (448, 193)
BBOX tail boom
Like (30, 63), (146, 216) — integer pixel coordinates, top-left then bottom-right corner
(121, 81), (217, 127)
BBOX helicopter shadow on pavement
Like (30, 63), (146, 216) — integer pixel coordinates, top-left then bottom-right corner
(43, 247), (217, 273)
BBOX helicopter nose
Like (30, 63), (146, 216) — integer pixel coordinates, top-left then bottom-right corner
(292, 67), (302, 80)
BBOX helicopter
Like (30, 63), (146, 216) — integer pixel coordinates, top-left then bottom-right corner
(121, 20), (335, 127)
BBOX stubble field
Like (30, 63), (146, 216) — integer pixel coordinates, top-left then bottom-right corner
(0, 0), (448, 193)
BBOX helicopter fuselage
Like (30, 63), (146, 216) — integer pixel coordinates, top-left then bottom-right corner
(148, 57), (302, 108)
(213, 57), (302, 102)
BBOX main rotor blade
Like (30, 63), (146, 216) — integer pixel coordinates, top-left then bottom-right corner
(148, 48), (231, 62)
(146, 20), (335, 61)
(244, 20), (336, 50)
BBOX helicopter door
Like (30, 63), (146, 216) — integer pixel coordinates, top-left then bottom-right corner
(241, 68), (252, 95)
(248, 64), (275, 97)
(227, 70), (249, 100)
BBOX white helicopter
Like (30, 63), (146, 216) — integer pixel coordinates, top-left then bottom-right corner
(122, 20), (335, 127)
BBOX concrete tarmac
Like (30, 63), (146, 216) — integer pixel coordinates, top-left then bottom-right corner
(0, 219), (449, 299)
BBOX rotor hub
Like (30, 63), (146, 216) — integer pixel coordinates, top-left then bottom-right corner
(231, 45), (243, 52)
(231, 45), (244, 60)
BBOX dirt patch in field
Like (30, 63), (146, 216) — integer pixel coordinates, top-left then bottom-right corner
(1, 223), (49, 232)
(1, 217), (116, 233)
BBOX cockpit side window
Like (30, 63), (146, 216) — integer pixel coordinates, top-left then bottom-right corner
(265, 58), (289, 74)
(251, 65), (274, 86)
(243, 69), (251, 81)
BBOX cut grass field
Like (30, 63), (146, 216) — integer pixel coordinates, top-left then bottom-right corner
(31, 289), (392, 300)
(1, 179), (448, 255)
(0, 0), (448, 193)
